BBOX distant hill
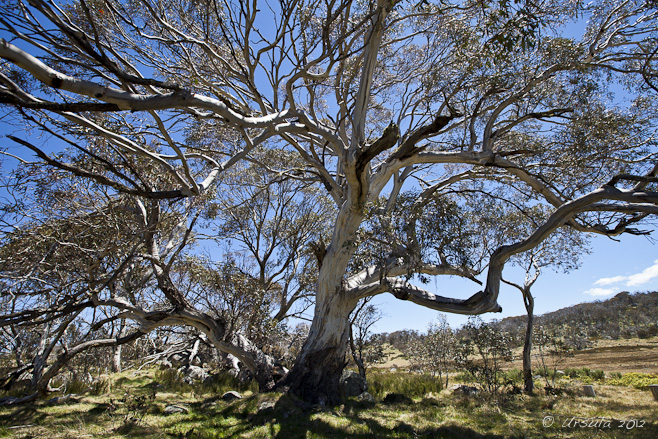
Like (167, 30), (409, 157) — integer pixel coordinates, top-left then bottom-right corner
(497, 291), (658, 347)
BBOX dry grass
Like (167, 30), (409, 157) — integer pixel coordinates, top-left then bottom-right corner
(507, 336), (658, 374)
(2, 338), (657, 438)
(1, 371), (657, 439)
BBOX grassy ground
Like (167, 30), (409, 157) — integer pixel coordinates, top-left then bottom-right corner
(1, 367), (657, 439)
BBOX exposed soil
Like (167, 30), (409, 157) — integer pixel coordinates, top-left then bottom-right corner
(557, 341), (658, 374)
(373, 337), (658, 374)
(509, 337), (658, 374)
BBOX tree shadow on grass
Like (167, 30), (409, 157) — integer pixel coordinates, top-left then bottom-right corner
(0, 403), (45, 427)
(262, 397), (514, 439)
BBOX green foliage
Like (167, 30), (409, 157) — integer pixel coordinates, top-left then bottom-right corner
(351, 192), (475, 278)
(455, 317), (513, 395)
(562, 367), (605, 382)
(154, 368), (189, 393)
(406, 316), (455, 387)
(607, 372), (658, 389)
(368, 371), (442, 401)
(503, 368), (524, 385)
(107, 388), (157, 428)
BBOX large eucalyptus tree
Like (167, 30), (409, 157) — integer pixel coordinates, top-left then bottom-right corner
(1, 0), (657, 403)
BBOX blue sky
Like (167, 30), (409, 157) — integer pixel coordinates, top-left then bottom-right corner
(372, 233), (658, 333)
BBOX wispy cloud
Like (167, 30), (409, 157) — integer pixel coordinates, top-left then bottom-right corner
(584, 287), (617, 297)
(586, 260), (658, 297)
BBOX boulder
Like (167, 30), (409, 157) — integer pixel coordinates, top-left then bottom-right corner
(168, 353), (188, 368)
(181, 365), (209, 384)
(257, 400), (276, 415)
(222, 391), (242, 401)
(583, 385), (596, 397)
(450, 384), (479, 396)
(339, 370), (367, 398)
(164, 404), (189, 414)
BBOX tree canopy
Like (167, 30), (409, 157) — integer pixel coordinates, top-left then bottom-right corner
(1, 0), (657, 404)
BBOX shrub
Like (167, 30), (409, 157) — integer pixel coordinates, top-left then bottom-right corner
(607, 372), (658, 389)
(562, 367), (605, 382)
(455, 317), (513, 396)
(503, 368), (523, 385)
(368, 371), (442, 401)
(590, 369), (605, 381)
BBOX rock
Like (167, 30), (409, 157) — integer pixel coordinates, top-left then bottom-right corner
(450, 385), (479, 396)
(222, 391), (242, 401)
(339, 370), (367, 398)
(357, 392), (375, 403)
(555, 370), (565, 377)
(164, 404), (189, 415)
(583, 385), (596, 397)
(168, 353), (188, 368)
(383, 393), (413, 404)
(181, 365), (209, 384)
(257, 400), (276, 414)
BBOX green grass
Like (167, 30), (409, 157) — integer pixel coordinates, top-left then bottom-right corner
(0, 369), (657, 438)
(368, 371), (443, 400)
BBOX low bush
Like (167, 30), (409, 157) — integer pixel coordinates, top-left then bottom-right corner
(562, 367), (605, 382)
(607, 372), (658, 389)
(368, 371), (442, 401)
(502, 368), (523, 385)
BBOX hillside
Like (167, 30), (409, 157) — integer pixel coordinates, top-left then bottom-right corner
(497, 291), (658, 346)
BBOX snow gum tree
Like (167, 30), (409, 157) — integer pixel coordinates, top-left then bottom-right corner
(1, 0), (658, 404)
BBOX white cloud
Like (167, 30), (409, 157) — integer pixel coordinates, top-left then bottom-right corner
(584, 287), (617, 297)
(590, 259), (658, 290)
(626, 260), (658, 286)
(594, 275), (627, 286)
